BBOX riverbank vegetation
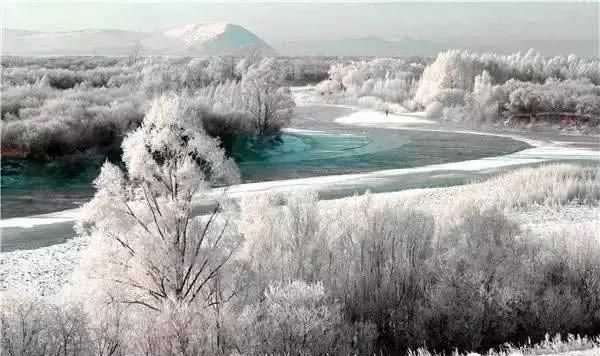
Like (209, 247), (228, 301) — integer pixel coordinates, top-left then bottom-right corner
(4, 49), (598, 162)
(1, 54), (302, 160)
(316, 49), (600, 131)
(2, 94), (598, 356)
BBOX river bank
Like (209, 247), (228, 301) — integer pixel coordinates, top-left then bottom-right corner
(2, 166), (598, 296)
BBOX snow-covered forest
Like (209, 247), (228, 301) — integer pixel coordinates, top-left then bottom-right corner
(1, 47), (600, 356)
(3, 49), (598, 162)
(1, 54), (315, 160)
(316, 50), (600, 130)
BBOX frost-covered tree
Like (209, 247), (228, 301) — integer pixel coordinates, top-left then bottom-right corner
(205, 57), (232, 83)
(461, 70), (501, 123)
(316, 58), (424, 112)
(234, 45), (266, 77)
(413, 49), (600, 126)
(0, 292), (91, 356)
(241, 58), (295, 136)
(415, 49), (474, 108)
(185, 57), (295, 139)
(75, 94), (241, 314)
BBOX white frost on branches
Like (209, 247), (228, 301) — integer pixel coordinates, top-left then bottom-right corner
(74, 94), (241, 314)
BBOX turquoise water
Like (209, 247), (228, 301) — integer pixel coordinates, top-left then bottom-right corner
(1, 156), (106, 219)
(1, 103), (532, 219)
(236, 129), (528, 182)
(1, 129), (528, 218)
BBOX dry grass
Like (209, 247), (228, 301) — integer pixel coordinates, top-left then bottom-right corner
(486, 164), (600, 208)
(445, 164), (600, 222)
(408, 334), (600, 356)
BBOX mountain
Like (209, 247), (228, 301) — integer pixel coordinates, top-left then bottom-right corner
(162, 23), (275, 55)
(275, 37), (442, 57)
(2, 23), (275, 56)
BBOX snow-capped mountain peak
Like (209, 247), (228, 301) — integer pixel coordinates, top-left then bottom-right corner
(3, 22), (276, 56)
(163, 22), (229, 47)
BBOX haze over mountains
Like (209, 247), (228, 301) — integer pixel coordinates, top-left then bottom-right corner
(275, 37), (442, 56)
(2, 22), (276, 56)
(3, 21), (597, 57)
(3, 22), (443, 57)
(0, 27), (445, 58)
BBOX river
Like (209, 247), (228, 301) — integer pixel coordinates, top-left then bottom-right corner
(2, 101), (599, 252)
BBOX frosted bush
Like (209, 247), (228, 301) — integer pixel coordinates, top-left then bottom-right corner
(315, 79), (341, 94)
(316, 57), (424, 109)
(0, 292), (91, 356)
(425, 101), (444, 118)
(442, 105), (465, 121)
(132, 302), (227, 356)
(446, 164), (600, 218)
(238, 191), (326, 293)
(486, 164), (600, 208)
(236, 281), (356, 356)
(408, 334), (600, 355)
(1, 56), (297, 159)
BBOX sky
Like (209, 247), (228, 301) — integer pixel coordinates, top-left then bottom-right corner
(2, 1), (599, 54)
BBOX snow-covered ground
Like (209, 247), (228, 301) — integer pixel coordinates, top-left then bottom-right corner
(0, 237), (86, 296)
(336, 110), (436, 127)
(537, 351), (600, 356)
(2, 180), (598, 296)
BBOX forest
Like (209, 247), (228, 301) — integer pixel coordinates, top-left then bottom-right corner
(1, 49), (600, 356)
(3, 50), (599, 163)
(317, 50), (600, 129)
(1, 54), (325, 160)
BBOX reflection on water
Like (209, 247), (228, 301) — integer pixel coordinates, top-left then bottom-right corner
(1, 124), (529, 219)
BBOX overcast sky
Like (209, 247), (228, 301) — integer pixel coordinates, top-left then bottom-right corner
(3, 2), (598, 49)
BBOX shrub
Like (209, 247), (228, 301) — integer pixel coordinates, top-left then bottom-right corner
(237, 171), (600, 354)
(236, 281), (363, 356)
(423, 207), (527, 351)
(0, 292), (90, 356)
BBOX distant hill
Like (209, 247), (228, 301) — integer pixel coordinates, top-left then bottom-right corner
(275, 37), (442, 57)
(2, 23), (276, 56)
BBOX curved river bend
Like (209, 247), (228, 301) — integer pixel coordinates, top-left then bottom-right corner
(2, 104), (529, 220)
(0, 103), (546, 251)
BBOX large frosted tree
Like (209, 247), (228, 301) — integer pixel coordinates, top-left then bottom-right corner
(415, 49), (475, 108)
(241, 58), (295, 136)
(75, 94), (241, 312)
